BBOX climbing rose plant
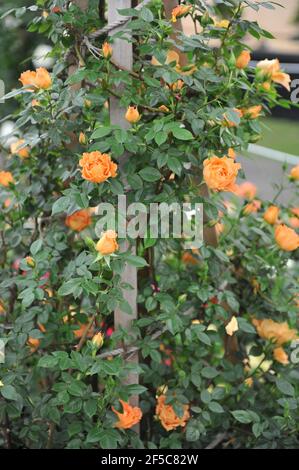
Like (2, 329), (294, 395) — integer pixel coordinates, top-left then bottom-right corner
(0, 0), (299, 449)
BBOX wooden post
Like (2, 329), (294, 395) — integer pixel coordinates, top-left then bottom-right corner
(108, 1), (139, 414)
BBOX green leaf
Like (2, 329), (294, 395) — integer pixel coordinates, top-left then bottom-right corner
(201, 367), (219, 379)
(38, 356), (58, 368)
(124, 254), (148, 268)
(139, 167), (161, 182)
(52, 196), (70, 215)
(231, 410), (254, 424)
(125, 384), (147, 395)
(30, 239), (43, 256)
(84, 399), (98, 419)
(172, 127), (194, 140)
(276, 379), (295, 397)
(1, 385), (19, 401)
(58, 278), (82, 296)
(140, 7), (154, 22)
(208, 401), (224, 413)
(91, 127), (112, 139)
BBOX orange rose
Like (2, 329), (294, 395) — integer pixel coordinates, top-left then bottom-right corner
(252, 318), (297, 346)
(112, 400), (142, 429)
(169, 79), (184, 92)
(0, 171), (14, 187)
(244, 199), (261, 215)
(156, 395), (190, 431)
(290, 217), (299, 229)
(73, 322), (95, 339)
(79, 151), (117, 183)
(203, 156), (241, 192)
(159, 105), (170, 113)
(235, 181), (257, 200)
(171, 5), (192, 22)
(290, 165), (299, 181)
(256, 59), (291, 91)
(102, 42), (113, 59)
(273, 347), (289, 365)
(19, 67), (51, 90)
(236, 50), (251, 69)
(182, 249), (199, 265)
(242, 105), (262, 119)
(96, 230), (119, 256)
(275, 224), (299, 252)
(291, 208), (299, 218)
(227, 148), (236, 159)
(10, 139), (30, 158)
(65, 209), (92, 232)
(125, 106), (141, 124)
(263, 205), (279, 225)
(91, 332), (104, 349)
(27, 337), (40, 352)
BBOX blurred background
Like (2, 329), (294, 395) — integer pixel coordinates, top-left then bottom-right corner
(0, 0), (298, 203)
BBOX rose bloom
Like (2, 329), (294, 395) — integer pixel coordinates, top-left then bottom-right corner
(203, 156), (241, 192)
(171, 5), (192, 22)
(10, 139), (30, 158)
(252, 318), (297, 346)
(235, 181), (257, 200)
(242, 105), (262, 119)
(275, 224), (299, 251)
(156, 395), (190, 431)
(244, 199), (261, 215)
(256, 58), (291, 91)
(73, 322), (95, 339)
(96, 230), (119, 256)
(291, 207), (299, 218)
(65, 209), (91, 232)
(290, 217), (299, 229)
(79, 151), (117, 183)
(125, 106), (140, 124)
(181, 250), (199, 265)
(27, 337), (40, 352)
(0, 171), (14, 187)
(290, 165), (299, 181)
(102, 42), (113, 59)
(227, 148), (236, 159)
(112, 400), (142, 429)
(273, 347), (289, 365)
(263, 205), (279, 225)
(236, 50), (251, 69)
(19, 67), (52, 90)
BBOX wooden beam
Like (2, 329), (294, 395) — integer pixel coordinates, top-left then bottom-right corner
(108, 1), (139, 417)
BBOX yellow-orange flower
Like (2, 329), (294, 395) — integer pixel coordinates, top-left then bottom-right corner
(290, 217), (299, 229)
(235, 181), (257, 200)
(252, 318), (297, 346)
(25, 256), (35, 268)
(169, 79), (184, 92)
(79, 151), (117, 184)
(79, 132), (87, 145)
(171, 5), (192, 22)
(213, 19), (230, 29)
(256, 58), (291, 91)
(125, 106), (141, 124)
(10, 139), (30, 159)
(159, 105), (170, 113)
(242, 105), (262, 119)
(290, 165), (299, 181)
(91, 331), (104, 349)
(275, 224), (299, 252)
(203, 156), (241, 192)
(273, 347), (289, 365)
(96, 230), (119, 256)
(73, 322), (95, 339)
(291, 207), (299, 218)
(112, 400), (142, 429)
(236, 50), (251, 69)
(181, 250), (199, 265)
(156, 395), (190, 431)
(263, 205), (279, 225)
(19, 67), (52, 90)
(102, 42), (113, 59)
(244, 199), (261, 215)
(0, 171), (14, 187)
(65, 209), (92, 232)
